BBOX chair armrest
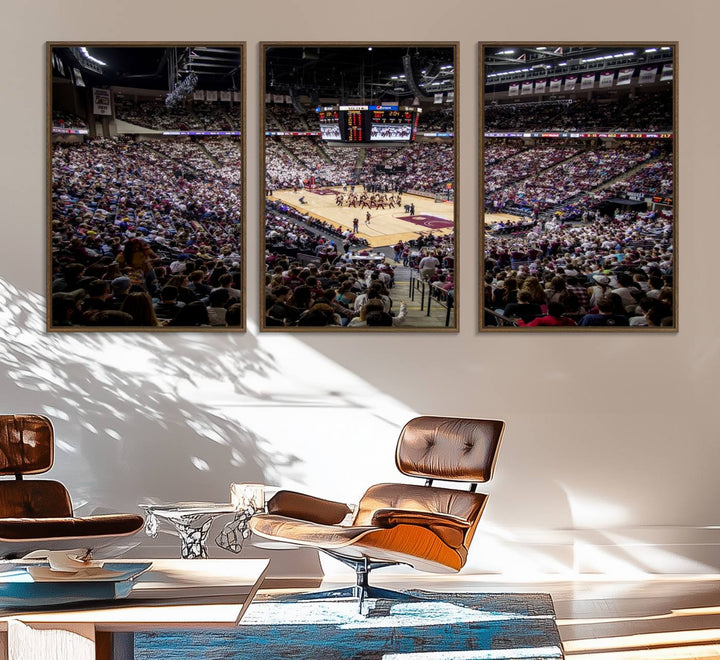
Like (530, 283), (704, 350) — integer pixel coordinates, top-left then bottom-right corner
(371, 509), (471, 548)
(267, 490), (353, 525)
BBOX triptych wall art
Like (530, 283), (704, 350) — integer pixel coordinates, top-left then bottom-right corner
(47, 42), (675, 333)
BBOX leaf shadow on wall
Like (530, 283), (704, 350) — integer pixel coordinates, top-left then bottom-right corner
(0, 278), (295, 513)
(1, 279), (666, 576)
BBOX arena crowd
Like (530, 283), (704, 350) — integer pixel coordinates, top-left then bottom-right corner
(484, 209), (673, 327)
(483, 86), (674, 328)
(264, 201), (455, 328)
(115, 98), (241, 131)
(51, 135), (243, 328)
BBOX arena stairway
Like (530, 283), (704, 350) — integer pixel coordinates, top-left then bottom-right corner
(354, 148), (365, 178)
(198, 142), (221, 168)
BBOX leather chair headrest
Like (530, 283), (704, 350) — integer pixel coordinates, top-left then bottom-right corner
(396, 416), (504, 483)
(0, 415), (54, 476)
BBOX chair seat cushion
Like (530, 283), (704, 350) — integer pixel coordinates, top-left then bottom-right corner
(0, 514), (145, 541)
(250, 514), (373, 548)
(250, 513), (464, 573)
(0, 480), (73, 518)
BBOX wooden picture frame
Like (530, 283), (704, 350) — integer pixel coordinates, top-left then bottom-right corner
(480, 43), (677, 331)
(261, 42), (458, 331)
(48, 43), (246, 332)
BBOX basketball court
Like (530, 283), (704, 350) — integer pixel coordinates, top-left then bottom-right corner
(269, 187), (455, 248)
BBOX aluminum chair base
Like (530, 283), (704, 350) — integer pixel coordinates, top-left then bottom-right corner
(278, 552), (422, 614)
(285, 584), (423, 614)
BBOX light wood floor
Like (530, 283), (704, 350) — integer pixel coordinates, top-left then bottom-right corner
(265, 574), (720, 659)
(270, 187), (454, 248)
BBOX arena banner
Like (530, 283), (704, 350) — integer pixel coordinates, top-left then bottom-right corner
(52, 127), (89, 135)
(660, 63), (673, 81)
(521, 81), (533, 95)
(508, 83), (519, 97)
(92, 88), (111, 115)
(72, 67), (85, 87)
(534, 79), (546, 94)
(616, 68), (634, 86)
(549, 78), (562, 92)
(206, 90), (218, 102)
(564, 76), (577, 91)
(233, 91), (242, 102)
(581, 73), (595, 89)
(484, 131), (673, 139)
(272, 93), (284, 103)
(599, 71), (614, 88)
(434, 92), (443, 104)
(220, 91), (231, 102)
(266, 131), (321, 137)
(639, 66), (657, 84)
(446, 91), (454, 103)
(165, 130), (242, 136)
(52, 53), (66, 77)
(193, 90), (205, 101)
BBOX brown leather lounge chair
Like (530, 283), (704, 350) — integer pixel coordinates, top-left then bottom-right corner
(250, 416), (504, 608)
(0, 414), (145, 558)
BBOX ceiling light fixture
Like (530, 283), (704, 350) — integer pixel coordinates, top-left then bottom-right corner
(80, 47), (107, 67)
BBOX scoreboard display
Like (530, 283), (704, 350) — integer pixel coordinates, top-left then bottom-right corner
(316, 105), (421, 143)
(318, 109), (340, 141)
(345, 109), (364, 142)
(370, 109), (416, 141)
(652, 195), (673, 206)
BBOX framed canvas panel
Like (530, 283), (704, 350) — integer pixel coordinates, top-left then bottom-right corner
(261, 43), (458, 331)
(48, 43), (246, 331)
(480, 43), (676, 331)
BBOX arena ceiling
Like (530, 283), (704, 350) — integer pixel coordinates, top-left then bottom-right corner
(52, 45), (243, 92)
(264, 46), (454, 102)
(484, 45), (673, 87)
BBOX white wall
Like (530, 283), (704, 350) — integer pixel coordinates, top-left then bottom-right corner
(1, 0), (718, 578)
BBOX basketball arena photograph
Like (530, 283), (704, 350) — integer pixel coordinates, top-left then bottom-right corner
(262, 44), (457, 330)
(49, 44), (245, 331)
(482, 44), (675, 330)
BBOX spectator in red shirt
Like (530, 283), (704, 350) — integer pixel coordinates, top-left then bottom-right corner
(518, 302), (577, 327)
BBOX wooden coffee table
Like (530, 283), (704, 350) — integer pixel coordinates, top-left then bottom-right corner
(0, 558), (269, 660)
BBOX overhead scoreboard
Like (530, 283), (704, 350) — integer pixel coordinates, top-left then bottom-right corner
(317, 105), (421, 143)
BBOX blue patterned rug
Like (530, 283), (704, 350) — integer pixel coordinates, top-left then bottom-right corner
(135, 590), (563, 659)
